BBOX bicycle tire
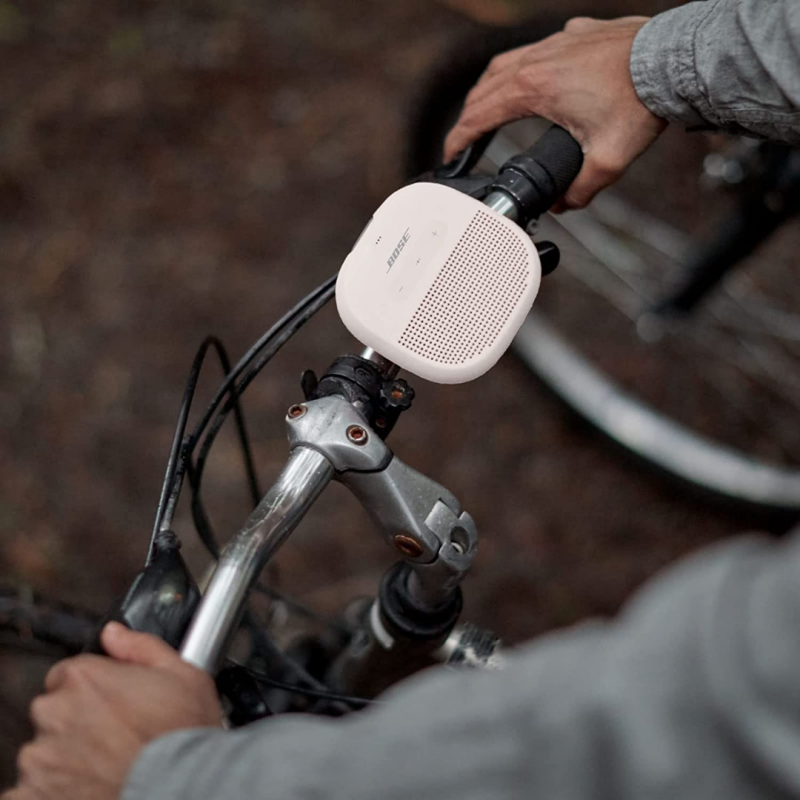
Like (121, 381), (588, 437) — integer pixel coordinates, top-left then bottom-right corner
(514, 313), (800, 512)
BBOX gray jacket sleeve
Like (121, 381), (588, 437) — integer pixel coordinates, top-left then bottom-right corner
(123, 531), (800, 800)
(630, 0), (800, 144)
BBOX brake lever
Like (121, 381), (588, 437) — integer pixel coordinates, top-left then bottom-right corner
(433, 130), (496, 179)
(83, 530), (200, 654)
(409, 131), (495, 200)
(408, 131), (497, 199)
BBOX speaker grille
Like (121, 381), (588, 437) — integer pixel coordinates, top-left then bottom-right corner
(398, 210), (530, 365)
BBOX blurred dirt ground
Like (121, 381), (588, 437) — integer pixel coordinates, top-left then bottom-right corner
(0, 0), (766, 786)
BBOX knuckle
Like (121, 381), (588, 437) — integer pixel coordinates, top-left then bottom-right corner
(511, 66), (530, 89)
(30, 696), (65, 734)
(29, 696), (49, 726)
(43, 661), (63, 690)
(564, 16), (597, 33)
(486, 54), (506, 73)
(514, 68), (547, 104)
(61, 656), (93, 683)
(58, 661), (83, 685)
(463, 84), (481, 106)
(17, 743), (41, 775)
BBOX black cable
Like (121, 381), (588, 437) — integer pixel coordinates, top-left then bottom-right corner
(152, 271), (337, 564)
(244, 608), (330, 693)
(187, 274), (337, 463)
(149, 337), (212, 559)
(187, 277), (337, 557)
(251, 583), (349, 635)
(228, 660), (375, 709)
(148, 336), (262, 564)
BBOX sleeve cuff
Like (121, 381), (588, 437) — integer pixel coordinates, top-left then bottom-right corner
(630, 1), (720, 129)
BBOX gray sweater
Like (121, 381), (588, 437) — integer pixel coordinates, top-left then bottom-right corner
(124, 2), (800, 798)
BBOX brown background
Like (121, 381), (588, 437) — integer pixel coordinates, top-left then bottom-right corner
(0, 0), (765, 787)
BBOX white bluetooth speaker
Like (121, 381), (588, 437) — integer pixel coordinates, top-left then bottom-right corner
(336, 182), (542, 384)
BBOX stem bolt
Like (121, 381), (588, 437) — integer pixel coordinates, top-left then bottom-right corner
(346, 424), (368, 445)
(394, 534), (424, 558)
(287, 404), (307, 419)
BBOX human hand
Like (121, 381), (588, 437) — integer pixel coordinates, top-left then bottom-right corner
(443, 17), (668, 210)
(3, 622), (223, 800)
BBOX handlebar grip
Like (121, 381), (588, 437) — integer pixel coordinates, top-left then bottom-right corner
(526, 124), (584, 199)
(494, 125), (584, 219)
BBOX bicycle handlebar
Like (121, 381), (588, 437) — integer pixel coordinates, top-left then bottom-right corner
(490, 124), (584, 222)
(180, 447), (334, 672)
(176, 129), (583, 675)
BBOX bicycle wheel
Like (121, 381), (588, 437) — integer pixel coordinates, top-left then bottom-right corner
(409, 22), (800, 513)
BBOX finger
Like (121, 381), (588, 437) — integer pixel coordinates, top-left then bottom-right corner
(462, 61), (518, 110)
(443, 69), (517, 159)
(444, 82), (528, 161)
(560, 176), (604, 210)
(559, 158), (622, 211)
(0, 789), (40, 800)
(44, 661), (66, 693)
(30, 694), (65, 734)
(16, 738), (57, 782)
(100, 622), (181, 670)
(482, 44), (528, 78)
(466, 36), (558, 109)
(43, 658), (79, 693)
(44, 653), (111, 692)
(16, 737), (77, 798)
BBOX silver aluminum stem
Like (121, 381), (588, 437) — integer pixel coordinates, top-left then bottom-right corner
(484, 190), (519, 221)
(180, 447), (333, 672)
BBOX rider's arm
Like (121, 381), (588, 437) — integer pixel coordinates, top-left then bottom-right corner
(122, 530), (800, 800)
(444, 0), (800, 209)
(631, 0), (800, 143)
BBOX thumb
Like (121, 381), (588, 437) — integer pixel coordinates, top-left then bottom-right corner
(101, 622), (183, 670)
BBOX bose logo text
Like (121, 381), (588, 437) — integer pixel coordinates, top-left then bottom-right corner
(387, 229), (411, 270)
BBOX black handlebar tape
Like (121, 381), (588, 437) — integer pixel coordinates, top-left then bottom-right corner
(493, 125), (584, 220)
